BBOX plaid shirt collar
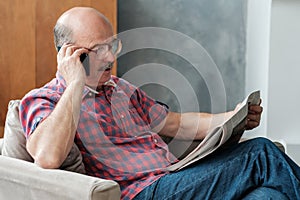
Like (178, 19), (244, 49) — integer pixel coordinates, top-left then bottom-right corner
(55, 72), (117, 97)
(85, 79), (117, 94)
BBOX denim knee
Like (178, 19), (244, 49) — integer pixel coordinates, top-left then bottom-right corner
(242, 187), (289, 200)
(243, 137), (279, 152)
(246, 137), (273, 145)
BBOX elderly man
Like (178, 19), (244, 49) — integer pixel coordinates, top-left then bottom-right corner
(20, 7), (300, 200)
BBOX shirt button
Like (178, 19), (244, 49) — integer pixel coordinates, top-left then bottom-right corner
(120, 115), (124, 118)
(154, 138), (158, 143)
(88, 92), (93, 97)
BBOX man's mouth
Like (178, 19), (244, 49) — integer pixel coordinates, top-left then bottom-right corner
(99, 63), (113, 72)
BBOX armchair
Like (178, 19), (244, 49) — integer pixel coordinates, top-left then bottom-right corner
(0, 138), (3, 154)
(0, 100), (121, 200)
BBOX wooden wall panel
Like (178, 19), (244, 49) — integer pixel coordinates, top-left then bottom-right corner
(0, 0), (36, 137)
(0, 0), (117, 138)
(0, 127), (3, 138)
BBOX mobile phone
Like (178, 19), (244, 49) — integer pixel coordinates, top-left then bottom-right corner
(57, 46), (90, 76)
(80, 53), (90, 76)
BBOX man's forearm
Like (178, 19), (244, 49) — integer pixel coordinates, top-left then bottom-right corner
(26, 81), (84, 168)
(159, 111), (234, 140)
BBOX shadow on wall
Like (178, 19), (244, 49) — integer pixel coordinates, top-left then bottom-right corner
(117, 0), (247, 113)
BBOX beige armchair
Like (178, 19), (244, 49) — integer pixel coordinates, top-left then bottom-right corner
(0, 100), (121, 200)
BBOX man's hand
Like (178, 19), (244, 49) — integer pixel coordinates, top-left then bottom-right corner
(245, 99), (263, 130)
(220, 99), (263, 149)
(57, 44), (88, 86)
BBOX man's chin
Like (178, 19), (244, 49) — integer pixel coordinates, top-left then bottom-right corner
(86, 71), (112, 88)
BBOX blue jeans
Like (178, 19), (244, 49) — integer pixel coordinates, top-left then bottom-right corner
(134, 137), (300, 200)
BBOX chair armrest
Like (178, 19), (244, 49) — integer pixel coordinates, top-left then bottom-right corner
(0, 138), (3, 155)
(0, 156), (121, 200)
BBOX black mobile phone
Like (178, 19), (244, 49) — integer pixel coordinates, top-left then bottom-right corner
(57, 46), (90, 76)
(80, 53), (90, 76)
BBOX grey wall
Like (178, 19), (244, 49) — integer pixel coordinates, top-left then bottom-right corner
(117, 0), (247, 113)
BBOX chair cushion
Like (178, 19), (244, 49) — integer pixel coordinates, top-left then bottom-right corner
(0, 155), (120, 200)
(1, 100), (33, 162)
(1, 100), (85, 174)
(0, 138), (3, 155)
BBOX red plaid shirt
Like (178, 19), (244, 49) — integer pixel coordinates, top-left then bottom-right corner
(19, 73), (178, 199)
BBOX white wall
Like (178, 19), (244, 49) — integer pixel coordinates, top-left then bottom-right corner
(268, 0), (300, 164)
(246, 0), (272, 138)
(268, 0), (300, 144)
(246, 0), (300, 164)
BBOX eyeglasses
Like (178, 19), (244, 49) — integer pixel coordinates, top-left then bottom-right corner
(87, 38), (122, 59)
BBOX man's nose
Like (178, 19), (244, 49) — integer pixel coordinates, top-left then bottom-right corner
(103, 50), (115, 63)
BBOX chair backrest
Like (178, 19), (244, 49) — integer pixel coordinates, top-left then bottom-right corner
(1, 100), (85, 173)
(0, 138), (3, 155)
(1, 100), (33, 161)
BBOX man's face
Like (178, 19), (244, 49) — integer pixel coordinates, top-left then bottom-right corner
(73, 18), (116, 88)
(84, 37), (116, 88)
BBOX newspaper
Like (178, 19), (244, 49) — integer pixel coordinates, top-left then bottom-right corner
(166, 90), (261, 171)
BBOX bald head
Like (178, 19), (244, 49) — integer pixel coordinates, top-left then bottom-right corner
(54, 7), (113, 48)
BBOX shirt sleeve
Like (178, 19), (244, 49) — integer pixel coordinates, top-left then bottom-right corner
(19, 89), (59, 138)
(130, 86), (169, 129)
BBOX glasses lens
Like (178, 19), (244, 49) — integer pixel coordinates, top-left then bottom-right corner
(111, 39), (121, 54)
(95, 39), (121, 59)
(96, 45), (108, 57)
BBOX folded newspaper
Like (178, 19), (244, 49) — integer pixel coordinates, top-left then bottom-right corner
(167, 90), (261, 171)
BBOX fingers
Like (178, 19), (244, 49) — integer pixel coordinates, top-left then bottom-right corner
(58, 43), (89, 58)
(245, 102), (263, 130)
(247, 113), (260, 120)
(245, 111), (262, 130)
(73, 47), (89, 58)
(66, 45), (75, 57)
(245, 119), (259, 130)
(57, 43), (72, 57)
(247, 113), (261, 128)
(248, 105), (263, 114)
(56, 43), (90, 86)
(57, 43), (89, 72)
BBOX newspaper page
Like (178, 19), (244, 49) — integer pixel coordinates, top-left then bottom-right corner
(166, 90), (260, 171)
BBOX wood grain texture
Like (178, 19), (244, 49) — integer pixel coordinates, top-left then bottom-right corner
(0, 126), (3, 138)
(0, 0), (117, 132)
(0, 0), (36, 129)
